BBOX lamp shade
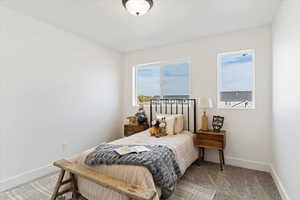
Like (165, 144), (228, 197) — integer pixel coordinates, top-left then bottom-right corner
(198, 97), (213, 109)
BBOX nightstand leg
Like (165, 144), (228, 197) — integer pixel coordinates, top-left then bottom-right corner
(201, 148), (205, 161)
(219, 150), (224, 171)
(196, 148), (205, 166)
(222, 151), (225, 165)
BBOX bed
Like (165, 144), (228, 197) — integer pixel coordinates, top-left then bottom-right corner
(52, 99), (199, 200)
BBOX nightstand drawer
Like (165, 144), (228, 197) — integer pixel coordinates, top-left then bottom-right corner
(194, 133), (225, 149)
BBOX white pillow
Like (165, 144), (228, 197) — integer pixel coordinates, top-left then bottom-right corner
(156, 114), (184, 134)
(156, 114), (176, 135)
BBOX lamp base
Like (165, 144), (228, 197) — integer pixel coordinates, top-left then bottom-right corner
(201, 112), (209, 131)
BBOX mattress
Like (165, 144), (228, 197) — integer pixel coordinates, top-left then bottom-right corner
(73, 130), (199, 200)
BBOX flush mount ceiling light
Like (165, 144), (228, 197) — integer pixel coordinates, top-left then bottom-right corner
(122, 0), (154, 16)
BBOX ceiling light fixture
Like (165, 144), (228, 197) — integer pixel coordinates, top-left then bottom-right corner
(122, 0), (154, 16)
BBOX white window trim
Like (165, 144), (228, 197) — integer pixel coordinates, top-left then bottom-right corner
(133, 59), (192, 106)
(217, 49), (256, 110)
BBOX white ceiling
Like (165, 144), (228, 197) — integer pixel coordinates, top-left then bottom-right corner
(1, 0), (281, 52)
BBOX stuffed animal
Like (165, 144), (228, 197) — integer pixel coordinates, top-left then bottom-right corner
(150, 126), (160, 137)
(159, 118), (168, 136)
(135, 105), (148, 126)
(149, 118), (167, 137)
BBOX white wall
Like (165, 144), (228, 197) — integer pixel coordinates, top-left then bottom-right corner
(123, 26), (272, 171)
(0, 76), (3, 182)
(0, 103), (3, 183)
(272, 0), (300, 199)
(0, 6), (123, 190)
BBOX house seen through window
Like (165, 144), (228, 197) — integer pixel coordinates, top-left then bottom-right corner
(135, 62), (190, 105)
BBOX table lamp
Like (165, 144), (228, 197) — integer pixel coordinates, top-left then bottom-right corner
(198, 97), (213, 131)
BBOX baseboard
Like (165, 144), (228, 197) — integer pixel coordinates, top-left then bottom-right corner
(0, 152), (80, 192)
(205, 155), (271, 172)
(270, 165), (290, 200)
(225, 156), (271, 172)
(0, 164), (58, 192)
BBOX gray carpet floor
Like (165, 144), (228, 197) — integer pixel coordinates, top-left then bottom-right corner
(0, 161), (281, 200)
(184, 162), (281, 200)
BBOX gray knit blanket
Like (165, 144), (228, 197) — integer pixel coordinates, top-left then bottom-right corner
(85, 144), (182, 199)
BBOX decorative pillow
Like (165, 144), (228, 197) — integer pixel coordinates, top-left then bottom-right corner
(156, 114), (176, 135)
(156, 114), (184, 135)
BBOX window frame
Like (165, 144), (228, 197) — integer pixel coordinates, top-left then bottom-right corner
(133, 60), (192, 106)
(217, 49), (256, 110)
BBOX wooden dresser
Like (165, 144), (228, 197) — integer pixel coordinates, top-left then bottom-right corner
(124, 124), (149, 137)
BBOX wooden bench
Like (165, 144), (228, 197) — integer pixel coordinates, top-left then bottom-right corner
(51, 159), (156, 200)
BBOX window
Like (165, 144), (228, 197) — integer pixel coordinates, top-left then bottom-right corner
(217, 50), (255, 109)
(134, 61), (191, 105)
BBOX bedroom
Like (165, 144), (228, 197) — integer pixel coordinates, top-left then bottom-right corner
(0, 0), (299, 200)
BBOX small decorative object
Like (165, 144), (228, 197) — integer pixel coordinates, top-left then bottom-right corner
(159, 118), (168, 136)
(198, 97), (213, 131)
(212, 116), (224, 132)
(127, 116), (139, 125)
(150, 118), (167, 138)
(135, 105), (148, 126)
(150, 120), (160, 137)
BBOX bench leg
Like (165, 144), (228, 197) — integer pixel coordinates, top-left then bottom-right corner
(51, 169), (66, 200)
(51, 170), (83, 200)
(71, 173), (79, 200)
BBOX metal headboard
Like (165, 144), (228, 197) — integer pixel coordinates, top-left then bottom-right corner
(149, 98), (197, 133)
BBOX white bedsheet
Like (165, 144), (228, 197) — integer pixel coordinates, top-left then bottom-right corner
(73, 130), (199, 200)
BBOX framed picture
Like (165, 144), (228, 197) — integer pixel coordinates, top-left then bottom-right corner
(212, 116), (224, 132)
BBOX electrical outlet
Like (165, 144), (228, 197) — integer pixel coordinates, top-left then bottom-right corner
(62, 143), (68, 157)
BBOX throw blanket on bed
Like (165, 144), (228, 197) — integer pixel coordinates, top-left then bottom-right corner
(85, 144), (182, 199)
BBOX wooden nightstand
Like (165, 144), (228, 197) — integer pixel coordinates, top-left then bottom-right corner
(194, 130), (226, 170)
(124, 124), (149, 137)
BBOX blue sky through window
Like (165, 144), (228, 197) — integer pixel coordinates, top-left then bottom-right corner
(137, 64), (160, 96)
(162, 63), (189, 96)
(136, 63), (190, 97)
(220, 54), (253, 92)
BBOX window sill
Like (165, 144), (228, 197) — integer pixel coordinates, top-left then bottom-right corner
(217, 106), (256, 110)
